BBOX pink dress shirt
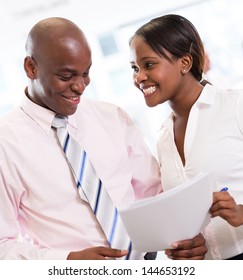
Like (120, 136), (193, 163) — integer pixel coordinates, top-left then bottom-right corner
(0, 94), (161, 259)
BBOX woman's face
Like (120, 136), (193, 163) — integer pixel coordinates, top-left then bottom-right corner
(129, 35), (185, 107)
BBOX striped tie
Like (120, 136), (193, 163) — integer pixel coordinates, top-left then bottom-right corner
(52, 114), (144, 260)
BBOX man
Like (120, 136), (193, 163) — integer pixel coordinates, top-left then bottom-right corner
(0, 17), (206, 259)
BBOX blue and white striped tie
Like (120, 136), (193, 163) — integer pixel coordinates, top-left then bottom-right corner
(52, 114), (144, 260)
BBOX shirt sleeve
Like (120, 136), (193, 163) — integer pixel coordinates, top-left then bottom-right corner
(118, 107), (163, 199)
(0, 158), (69, 260)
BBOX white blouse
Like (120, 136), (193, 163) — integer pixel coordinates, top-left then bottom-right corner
(157, 84), (243, 259)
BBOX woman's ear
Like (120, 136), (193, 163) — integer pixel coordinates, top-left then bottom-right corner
(181, 54), (193, 74)
(24, 56), (37, 79)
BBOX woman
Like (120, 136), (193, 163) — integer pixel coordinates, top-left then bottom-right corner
(129, 14), (243, 260)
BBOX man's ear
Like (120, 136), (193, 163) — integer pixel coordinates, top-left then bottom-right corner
(181, 54), (193, 74)
(24, 56), (37, 79)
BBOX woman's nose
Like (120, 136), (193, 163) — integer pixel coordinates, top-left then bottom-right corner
(134, 70), (148, 84)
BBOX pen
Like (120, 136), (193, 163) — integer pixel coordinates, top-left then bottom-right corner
(220, 187), (228, 192)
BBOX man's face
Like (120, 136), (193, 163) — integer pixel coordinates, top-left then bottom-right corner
(27, 36), (92, 116)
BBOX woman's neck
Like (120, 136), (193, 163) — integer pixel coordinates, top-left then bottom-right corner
(169, 80), (203, 118)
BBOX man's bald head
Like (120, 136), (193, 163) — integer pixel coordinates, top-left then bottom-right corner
(25, 17), (88, 59)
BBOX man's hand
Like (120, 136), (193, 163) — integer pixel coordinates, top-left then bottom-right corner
(67, 246), (128, 260)
(164, 233), (207, 260)
(210, 191), (243, 227)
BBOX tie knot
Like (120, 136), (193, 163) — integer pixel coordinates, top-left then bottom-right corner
(52, 114), (68, 129)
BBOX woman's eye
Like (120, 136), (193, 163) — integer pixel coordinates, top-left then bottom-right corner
(131, 65), (139, 73)
(145, 62), (154, 68)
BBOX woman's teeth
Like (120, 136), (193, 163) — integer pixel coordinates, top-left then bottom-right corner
(143, 86), (156, 95)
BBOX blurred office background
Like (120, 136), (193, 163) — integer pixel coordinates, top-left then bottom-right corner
(0, 0), (243, 155)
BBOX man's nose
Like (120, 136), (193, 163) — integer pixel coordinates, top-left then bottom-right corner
(70, 77), (87, 93)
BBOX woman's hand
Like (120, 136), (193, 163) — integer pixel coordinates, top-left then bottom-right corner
(210, 191), (243, 227)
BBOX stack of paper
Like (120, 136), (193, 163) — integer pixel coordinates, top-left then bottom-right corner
(119, 172), (214, 252)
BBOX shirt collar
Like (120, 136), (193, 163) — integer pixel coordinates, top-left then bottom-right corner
(163, 84), (217, 128)
(20, 92), (78, 134)
(196, 83), (216, 105)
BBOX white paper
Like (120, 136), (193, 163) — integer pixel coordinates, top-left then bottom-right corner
(119, 172), (214, 252)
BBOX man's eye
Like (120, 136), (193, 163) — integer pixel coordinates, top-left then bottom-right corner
(58, 75), (72, 81)
(82, 72), (89, 78)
